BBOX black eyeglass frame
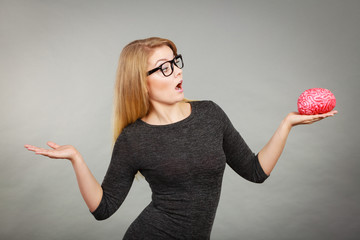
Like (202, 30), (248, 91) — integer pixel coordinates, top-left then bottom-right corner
(147, 54), (183, 77)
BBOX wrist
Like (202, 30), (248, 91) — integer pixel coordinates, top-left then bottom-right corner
(283, 114), (294, 130)
(71, 151), (83, 165)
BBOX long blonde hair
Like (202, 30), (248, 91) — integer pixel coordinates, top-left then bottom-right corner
(113, 37), (178, 143)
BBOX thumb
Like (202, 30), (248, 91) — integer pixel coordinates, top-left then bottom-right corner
(47, 141), (60, 149)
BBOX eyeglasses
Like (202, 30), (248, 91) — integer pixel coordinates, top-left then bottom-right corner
(147, 54), (184, 77)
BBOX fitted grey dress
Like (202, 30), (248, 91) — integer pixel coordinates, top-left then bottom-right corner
(91, 100), (269, 239)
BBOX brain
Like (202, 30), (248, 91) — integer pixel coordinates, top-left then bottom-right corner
(297, 88), (336, 115)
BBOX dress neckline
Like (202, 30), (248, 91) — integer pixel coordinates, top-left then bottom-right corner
(137, 101), (195, 128)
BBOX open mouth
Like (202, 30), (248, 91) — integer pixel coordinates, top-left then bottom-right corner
(175, 80), (183, 90)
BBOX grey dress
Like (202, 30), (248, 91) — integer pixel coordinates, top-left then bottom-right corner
(91, 100), (269, 239)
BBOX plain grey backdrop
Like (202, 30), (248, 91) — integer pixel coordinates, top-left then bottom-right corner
(1, 0), (359, 239)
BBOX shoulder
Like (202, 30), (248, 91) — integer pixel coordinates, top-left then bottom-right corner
(190, 100), (227, 117)
(118, 121), (144, 141)
(113, 121), (144, 149)
(112, 124), (144, 165)
(188, 100), (231, 132)
(190, 100), (222, 112)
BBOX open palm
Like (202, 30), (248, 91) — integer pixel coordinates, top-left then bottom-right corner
(286, 110), (338, 127)
(24, 141), (79, 161)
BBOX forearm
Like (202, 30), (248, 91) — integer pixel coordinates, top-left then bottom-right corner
(71, 154), (103, 212)
(258, 116), (292, 176)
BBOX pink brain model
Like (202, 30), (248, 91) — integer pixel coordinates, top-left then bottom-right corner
(297, 88), (336, 115)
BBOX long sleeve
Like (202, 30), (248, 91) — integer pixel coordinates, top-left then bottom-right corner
(91, 131), (138, 220)
(212, 102), (269, 183)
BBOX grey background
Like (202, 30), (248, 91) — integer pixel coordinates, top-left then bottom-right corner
(1, 0), (359, 239)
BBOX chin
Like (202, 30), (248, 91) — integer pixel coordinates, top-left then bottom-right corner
(175, 95), (185, 102)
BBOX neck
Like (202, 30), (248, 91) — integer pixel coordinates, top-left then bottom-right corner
(142, 101), (190, 125)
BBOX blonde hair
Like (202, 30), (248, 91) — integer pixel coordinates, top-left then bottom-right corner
(113, 37), (178, 143)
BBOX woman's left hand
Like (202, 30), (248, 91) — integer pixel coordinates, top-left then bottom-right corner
(285, 110), (338, 127)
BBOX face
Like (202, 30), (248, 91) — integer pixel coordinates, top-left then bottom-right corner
(146, 45), (184, 106)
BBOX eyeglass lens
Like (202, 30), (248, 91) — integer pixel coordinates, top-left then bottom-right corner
(161, 56), (183, 77)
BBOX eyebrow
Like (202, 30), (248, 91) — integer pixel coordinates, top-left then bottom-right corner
(154, 55), (175, 67)
(155, 58), (169, 66)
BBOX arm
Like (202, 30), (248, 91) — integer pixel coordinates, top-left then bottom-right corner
(214, 101), (268, 183)
(25, 142), (102, 212)
(26, 133), (137, 220)
(258, 111), (337, 175)
(71, 154), (103, 212)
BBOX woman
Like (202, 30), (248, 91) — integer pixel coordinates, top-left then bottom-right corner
(24, 37), (337, 239)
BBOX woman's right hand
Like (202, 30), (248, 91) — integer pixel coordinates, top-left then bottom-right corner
(25, 141), (103, 211)
(24, 141), (80, 162)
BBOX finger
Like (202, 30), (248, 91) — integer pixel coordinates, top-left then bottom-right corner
(311, 115), (328, 123)
(318, 110), (338, 117)
(35, 149), (58, 158)
(303, 116), (323, 124)
(24, 145), (61, 159)
(318, 114), (331, 118)
(34, 150), (48, 155)
(24, 144), (38, 149)
(34, 148), (51, 155)
(47, 141), (60, 149)
(35, 151), (54, 158)
(303, 115), (320, 121)
(328, 111), (337, 116)
(28, 144), (53, 154)
(24, 145), (43, 152)
(24, 144), (35, 150)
